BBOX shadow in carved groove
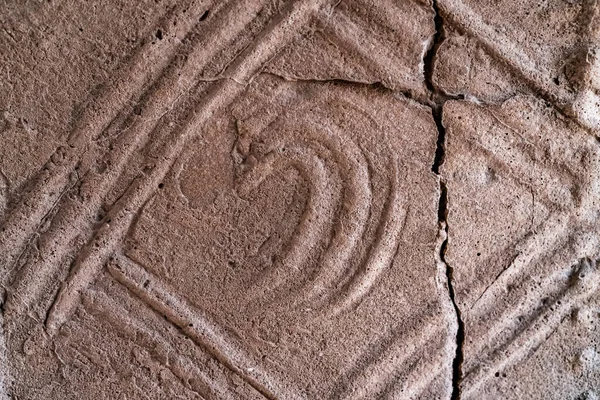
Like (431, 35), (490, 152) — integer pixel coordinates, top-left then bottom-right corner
(235, 97), (406, 317)
(18, 0), (332, 334)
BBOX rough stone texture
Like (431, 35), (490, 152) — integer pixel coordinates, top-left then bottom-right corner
(1, 0), (600, 399)
(434, 1), (600, 398)
(264, 0), (435, 98)
(442, 96), (600, 399)
(434, 0), (600, 129)
(0, 0), (455, 398)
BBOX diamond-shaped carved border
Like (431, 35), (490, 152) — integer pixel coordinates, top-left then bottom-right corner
(442, 99), (600, 395)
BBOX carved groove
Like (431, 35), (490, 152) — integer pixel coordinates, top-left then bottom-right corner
(237, 106), (405, 316)
(81, 287), (253, 400)
(44, 0), (331, 334)
(238, 146), (337, 303)
(438, 1), (571, 105)
(0, 0), (210, 286)
(2, 0), (270, 320)
(444, 99), (600, 396)
(462, 259), (600, 396)
(106, 252), (298, 400)
(329, 151), (405, 315)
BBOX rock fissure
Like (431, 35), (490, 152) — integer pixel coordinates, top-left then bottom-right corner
(425, 1), (465, 399)
(438, 181), (465, 400)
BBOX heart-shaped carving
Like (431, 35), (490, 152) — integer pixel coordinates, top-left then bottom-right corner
(127, 78), (409, 324)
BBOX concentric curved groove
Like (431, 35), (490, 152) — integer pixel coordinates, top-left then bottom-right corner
(44, 0), (330, 334)
(3, 0), (272, 319)
(0, 0), (209, 282)
(238, 108), (410, 316)
(106, 252), (300, 400)
(239, 147), (336, 303)
(462, 259), (600, 396)
(238, 115), (373, 309)
(327, 151), (405, 315)
(286, 119), (372, 307)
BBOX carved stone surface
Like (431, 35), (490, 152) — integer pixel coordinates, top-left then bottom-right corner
(442, 96), (600, 399)
(1, 0), (599, 399)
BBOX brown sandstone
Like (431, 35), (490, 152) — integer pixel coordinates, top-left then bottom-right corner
(0, 0), (599, 399)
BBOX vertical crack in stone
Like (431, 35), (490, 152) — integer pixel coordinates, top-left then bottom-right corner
(424, 0), (446, 106)
(425, 1), (465, 399)
(438, 182), (465, 400)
